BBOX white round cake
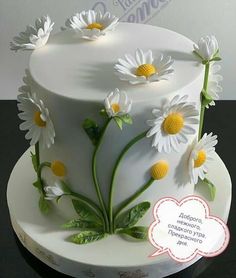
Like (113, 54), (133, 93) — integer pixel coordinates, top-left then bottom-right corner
(10, 11), (228, 277)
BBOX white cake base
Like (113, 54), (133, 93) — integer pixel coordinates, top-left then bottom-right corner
(7, 148), (231, 278)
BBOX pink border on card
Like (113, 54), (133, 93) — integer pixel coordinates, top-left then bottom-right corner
(148, 195), (230, 263)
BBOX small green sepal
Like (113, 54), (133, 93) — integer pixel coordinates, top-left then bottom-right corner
(193, 50), (204, 61)
(114, 116), (123, 130)
(120, 114), (133, 125)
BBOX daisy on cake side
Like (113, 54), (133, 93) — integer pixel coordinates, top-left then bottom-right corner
(189, 133), (218, 185)
(17, 92), (55, 148)
(146, 95), (199, 153)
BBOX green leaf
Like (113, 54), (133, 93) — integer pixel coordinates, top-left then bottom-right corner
(63, 219), (102, 229)
(69, 231), (106, 244)
(203, 178), (216, 201)
(115, 202), (151, 229)
(201, 90), (213, 107)
(33, 180), (42, 190)
(82, 118), (101, 146)
(212, 56), (222, 61)
(72, 199), (102, 224)
(114, 117), (123, 130)
(31, 151), (38, 172)
(117, 226), (148, 240)
(39, 195), (50, 214)
(120, 114), (133, 125)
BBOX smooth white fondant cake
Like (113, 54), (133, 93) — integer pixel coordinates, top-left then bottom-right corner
(13, 12), (222, 243)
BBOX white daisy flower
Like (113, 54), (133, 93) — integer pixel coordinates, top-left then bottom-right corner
(44, 180), (65, 200)
(114, 48), (174, 85)
(189, 133), (218, 185)
(65, 10), (119, 40)
(10, 16), (54, 51)
(206, 63), (223, 108)
(17, 92), (55, 148)
(104, 88), (132, 117)
(193, 35), (219, 61)
(146, 95), (199, 153)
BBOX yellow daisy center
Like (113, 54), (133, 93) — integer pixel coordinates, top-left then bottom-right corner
(194, 150), (206, 168)
(51, 161), (66, 177)
(136, 64), (156, 78)
(34, 111), (46, 127)
(151, 160), (169, 180)
(111, 103), (120, 113)
(163, 113), (184, 135)
(86, 22), (104, 30)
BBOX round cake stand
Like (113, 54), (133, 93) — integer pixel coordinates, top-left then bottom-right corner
(7, 148), (232, 278)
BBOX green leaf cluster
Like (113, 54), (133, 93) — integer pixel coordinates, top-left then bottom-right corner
(63, 199), (105, 244)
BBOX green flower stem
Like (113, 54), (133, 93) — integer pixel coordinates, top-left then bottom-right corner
(108, 131), (147, 233)
(198, 62), (210, 140)
(35, 142), (40, 169)
(70, 191), (105, 228)
(114, 178), (154, 227)
(92, 119), (111, 233)
(37, 162), (51, 193)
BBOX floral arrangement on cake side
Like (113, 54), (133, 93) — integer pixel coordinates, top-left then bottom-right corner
(12, 11), (222, 244)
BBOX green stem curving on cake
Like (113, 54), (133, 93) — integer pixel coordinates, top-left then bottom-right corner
(108, 131), (147, 233)
(91, 118), (111, 233)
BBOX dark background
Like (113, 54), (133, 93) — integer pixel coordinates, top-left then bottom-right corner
(1, 101), (235, 278)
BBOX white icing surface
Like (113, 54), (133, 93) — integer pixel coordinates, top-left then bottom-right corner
(29, 23), (203, 101)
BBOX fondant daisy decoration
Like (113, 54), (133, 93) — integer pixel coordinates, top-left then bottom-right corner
(104, 88), (132, 129)
(10, 16), (54, 51)
(193, 35), (220, 62)
(17, 92), (55, 148)
(146, 95), (199, 153)
(206, 63), (223, 108)
(44, 180), (66, 200)
(189, 133), (218, 185)
(65, 10), (119, 40)
(114, 48), (174, 85)
(104, 88), (132, 118)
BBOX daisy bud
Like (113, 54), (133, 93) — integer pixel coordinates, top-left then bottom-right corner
(151, 160), (169, 180)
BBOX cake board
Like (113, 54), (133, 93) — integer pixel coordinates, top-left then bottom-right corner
(7, 148), (232, 278)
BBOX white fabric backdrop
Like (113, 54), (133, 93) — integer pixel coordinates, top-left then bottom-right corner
(0, 0), (235, 99)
